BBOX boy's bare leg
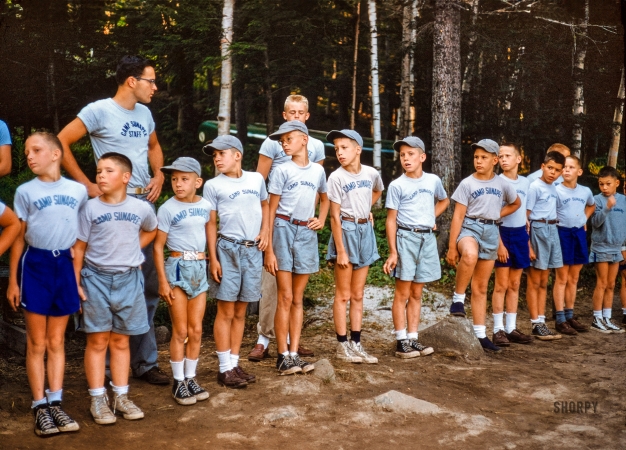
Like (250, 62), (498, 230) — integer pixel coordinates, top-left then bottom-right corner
(392, 280), (412, 331)
(621, 270), (626, 310)
(492, 268), (509, 315)
(287, 273), (310, 354)
(186, 293), (207, 361)
(526, 267), (543, 320)
(214, 301), (235, 352)
(536, 270), (550, 318)
(563, 265), (583, 310)
(347, 267), (369, 333)
(230, 301), (249, 356)
(85, 332), (111, 389)
(454, 238), (480, 294)
(109, 333), (131, 387)
(505, 268), (523, 313)
(406, 282), (424, 333)
(602, 263), (619, 309)
(553, 266), (569, 312)
(333, 263), (354, 336)
(470, 259), (496, 326)
(169, 287), (190, 362)
(592, 262), (609, 312)
(275, 270), (294, 354)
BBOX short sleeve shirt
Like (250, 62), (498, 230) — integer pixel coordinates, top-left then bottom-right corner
(385, 173), (447, 229)
(0, 120), (11, 146)
(77, 196), (157, 272)
(498, 174), (530, 228)
(259, 135), (326, 174)
(78, 98), (156, 189)
(203, 171), (268, 241)
(327, 165), (384, 220)
(14, 177), (88, 250)
(268, 161), (327, 220)
(0, 201), (5, 217)
(556, 183), (595, 228)
(451, 174), (518, 221)
(527, 179), (558, 221)
(157, 197), (211, 251)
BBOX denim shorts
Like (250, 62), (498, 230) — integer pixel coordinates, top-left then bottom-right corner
(165, 257), (209, 299)
(394, 230), (440, 283)
(326, 220), (380, 270)
(530, 222), (563, 270)
(457, 218), (499, 261)
(80, 265), (150, 335)
(273, 218), (320, 274)
(494, 225), (530, 269)
(558, 226), (588, 266)
(589, 251), (623, 264)
(209, 237), (262, 302)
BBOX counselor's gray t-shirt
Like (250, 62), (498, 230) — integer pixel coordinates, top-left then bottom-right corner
(259, 135), (326, 174)
(203, 171), (268, 241)
(385, 173), (447, 229)
(268, 161), (327, 221)
(157, 197), (211, 251)
(498, 174), (530, 228)
(14, 177), (88, 250)
(556, 183), (594, 228)
(327, 165), (384, 220)
(451, 174), (517, 221)
(78, 98), (156, 189)
(77, 196), (157, 272)
(527, 179), (558, 221)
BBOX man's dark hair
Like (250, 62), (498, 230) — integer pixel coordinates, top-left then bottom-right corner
(99, 152), (133, 173)
(543, 151), (565, 167)
(598, 165), (619, 180)
(28, 131), (63, 156)
(115, 55), (153, 86)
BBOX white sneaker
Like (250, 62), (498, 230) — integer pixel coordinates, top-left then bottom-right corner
(590, 316), (611, 334)
(603, 318), (625, 333)
(113, 394), (144, 420)
(336, 341), (362, 363)
(90, 394), (116, 425)
(349, 341), (378, 364)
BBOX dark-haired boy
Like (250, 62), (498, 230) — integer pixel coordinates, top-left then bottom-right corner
(527, 143), (570, 186)
(589, 166), (626, 333)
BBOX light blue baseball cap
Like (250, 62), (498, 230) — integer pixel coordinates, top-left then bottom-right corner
(161, 157), (201, 177)
(203, 135), (244, 155)
(472, 139), (500, 156)
(268, 121), (309, 140)
(393, 136), (425, 152)
(326, 129), (364, 147)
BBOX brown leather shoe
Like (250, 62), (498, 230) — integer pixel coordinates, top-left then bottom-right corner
(505, 329), (533, 344)
(217, 370), (247, 388)
(492, 330), (511, 347)
(556, 320), (578, 336)
(138, 366), (170, 385)
(567, 317), (589, 332)
(297, 345), (315, 357)
(247, 344), (270, 362)
(233, 366), (256, 383)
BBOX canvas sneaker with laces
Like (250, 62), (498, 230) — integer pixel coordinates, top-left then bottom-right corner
(185, 378), (210, 400)
(335, 341), (362, 363)
(172, 379), (196, 405)
(590, 316), (611, 333)
(48, 401), (79, 432)
(291, 354), (315, 373)
(395, 339), (420, 359)
(90, 393), (116, 425)
(531, 323), (562, 341)
(33, 404), (60, 436)
(603, 318), (625, 333)
(276, 353), (302, 375)
(409, 339), (434, 356)
(113, 393), (144, 420)
(350, 341), (378, 364)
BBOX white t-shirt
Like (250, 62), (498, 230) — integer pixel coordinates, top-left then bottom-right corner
(14, 177), (88, 250)
(451, 174), (518, 221)
(527, 179), (558, 221)
(77, 196), (157, 272)
(157, 197), (211, 251)
(268, 161), (327, 221)
(259, 135), (326, 174)
(556, 183), (595, 228)
(498, 174), (530, 228)
(327, 165), (384, 220)
(203, 171), (268, 241)
(527, 169), (563, 187)
(0, 201), (5, 217)
(385, 173), (447, 229)
(78, 98), (156, 189)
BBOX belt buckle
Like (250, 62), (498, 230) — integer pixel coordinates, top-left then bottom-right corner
(243, 241), (254, 248)
(183, 251), (196, 261)
(52, 249), (61, 257)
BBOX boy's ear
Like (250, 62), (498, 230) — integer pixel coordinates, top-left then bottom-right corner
(122, 171), (131, 183)
(419, 151), (427, 162)
(194, 177), (203, 188)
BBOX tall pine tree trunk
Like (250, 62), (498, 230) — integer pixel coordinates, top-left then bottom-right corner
(368, 0), (382, 184)
(217, 0), (234, 136)
(399, 0), (417, 139)
(350, 1), (361, 130)
(264, 46), (274, 135)
(498, 45), (525, 139)
(571, 0), (589, 158)
(432, 0), (461, 253)
(461, 0), (479, 94)
(608, 68), (625, 168)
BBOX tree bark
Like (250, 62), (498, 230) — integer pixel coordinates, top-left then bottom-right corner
(368, 0), (382, 184)
(498, 45), (525, 138)
(399, 0), (417, 139)
(608, 68), (625, 168)
(264, 46), (274, 135)
(432, 0), (461, 253)
(350, 1), (361, 130)
(47, 52), (59, 133)
(571, 0), (589, 158)
(217, 0), (234, 136)
(461, 0), (479, 95)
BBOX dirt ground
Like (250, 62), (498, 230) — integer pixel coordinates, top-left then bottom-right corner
(1, 288), (625, 450)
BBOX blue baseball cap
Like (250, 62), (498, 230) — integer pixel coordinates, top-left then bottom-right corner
(203, 135), (244, 155)
(393, 136), (425, 152)
(326, 129), (363, 147)
(268, 121), (309, 141)
(161, 157), (202, 177)
(471, 139), (499, 156)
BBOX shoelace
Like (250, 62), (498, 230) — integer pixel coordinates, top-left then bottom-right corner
(49, 405), (73, 426)
(185, 379), (203, 395)
(279, 355), (294, 370)
(176, 380), (193, 397)
(594, 318), (608, 329)
(341, 342), (355, 356)
(113, 395), (138, 415)
(409, 340), (426, 351)
(604, 319), (620, 330)
(399, 340), (413, 352)
(94, 395), (112, 417)
(37, 408), (57, 431)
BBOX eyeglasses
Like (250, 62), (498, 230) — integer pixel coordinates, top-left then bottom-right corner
(134, 76), (157, 85)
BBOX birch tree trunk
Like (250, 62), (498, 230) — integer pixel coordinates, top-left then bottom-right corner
(217, 0), (234, 136)
(432, 0), (461, 253)
(264, 46), (274, 136)
(399, 0), (417, 139)
(571, 0), (589, 157)
(350, 1), (361, 130)
(498, 45), (525, 138)
(368, 0), (382, 183)
(607, 68), (625, 168)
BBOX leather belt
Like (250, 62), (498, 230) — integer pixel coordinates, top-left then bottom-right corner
(397, 225), (433, 233)
(127, 187), (150, 195)
(218, 234), (259, 248)
(169, 251), (206, 260)
(465, 217), (499, 225)
(341, 216), (368, 224)
(276, 214), (309, 226)
(533, 219), (559, 224)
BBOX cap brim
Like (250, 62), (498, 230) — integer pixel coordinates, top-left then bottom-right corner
(160, 166), (200, 176)
(326, 130), (353, 144)
(393, 140), (408, 152)
(471, 143), (496, 153)
(268, 128), (306, 141)
(202, 142), (235, 155)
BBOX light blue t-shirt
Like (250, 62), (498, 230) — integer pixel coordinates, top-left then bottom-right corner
(203, 171), (268, 241)
(327, 165), (384, 220)
(0, 120), (11, 146)
(268, 161), (327, 221)
(14, 177), (88, 250)
(527, 179), (558, 221)
(157, 197), (211, 252)
(259, 135), (325, 174)
(556, 183), (594, 228)
(385, 173), (447, 229)
(499, 174), (530, 228)
(451, 174), (518, 221)
(527, 169), (563, 187)
(78, 98), (156, 189)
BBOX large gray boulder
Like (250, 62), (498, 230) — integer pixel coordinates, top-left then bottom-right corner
(374, 390), (440, 415)
(419, 316), (484, 359)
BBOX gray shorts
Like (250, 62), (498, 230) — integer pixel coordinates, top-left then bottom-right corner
(457, 218), (499, 260)
(273, 218), (319, 274)
(165, 257), (209, 299)
(394, 230), (441, 283)
(80, 265), (150, 335)
(209, 237), (262, 302)
(326, 220), (380, 270)
(589, 251), (623, 264)
(529, 222), (563, 270)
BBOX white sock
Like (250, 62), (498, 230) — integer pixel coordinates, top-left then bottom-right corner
(184, 358), (198, 379)
(452, 292), (466, 303)
(31, 397), (47, 409)
(493, 313), (504, 333)
(287, 334), (291, 345)
(602, 308), (612, 319)
(256, 334), (270, 349)
(394, 329), (407, 340)
(229, 354), (239, 368)
(110, 382), (128, 396)
(473, 325), (486, 339)
(289, 351), (298, 358)
(170, 360), (184, 381)
(593, 310), (602, 318)
(217, 350), (232, 373)
(530, 318), (541, 325)
(88, 387), (106, 397)
(281, 351), (289, 357)
(45, 389), (62, 404)
(505, 312), (517, 334)
(407, 332), (418, 340)
(538, 315), (546, 323)
(622, 308), (626, 315)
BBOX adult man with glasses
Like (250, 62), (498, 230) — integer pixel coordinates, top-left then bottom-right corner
(58, 55), (169, 385)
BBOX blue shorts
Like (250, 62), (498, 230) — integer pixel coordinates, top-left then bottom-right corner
(494, 226), (530, 269)
(18, 247), (80, 317)
(326, 220), (380, 270)
(558, 226), (588, 266)
(79, 265), (150, 335)
(165, 257), (209, 299)
(273, 218), (320, 274)
(588, 251), (623, 264)
(394, 230), (440, 283)
(209, 237), (262, 302)
(529, 222), (563, 270)
(457, 218), (499, 261)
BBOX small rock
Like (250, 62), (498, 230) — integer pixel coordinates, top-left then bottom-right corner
(154, 326), (171, 345)
(263, 406), (300, 423)
(210, 392), (235, 407)
(280, 379), (320, 395)
(312, 358), (335, 383)
(374, 390), (440, 415)
(419, 316), (484, 359)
